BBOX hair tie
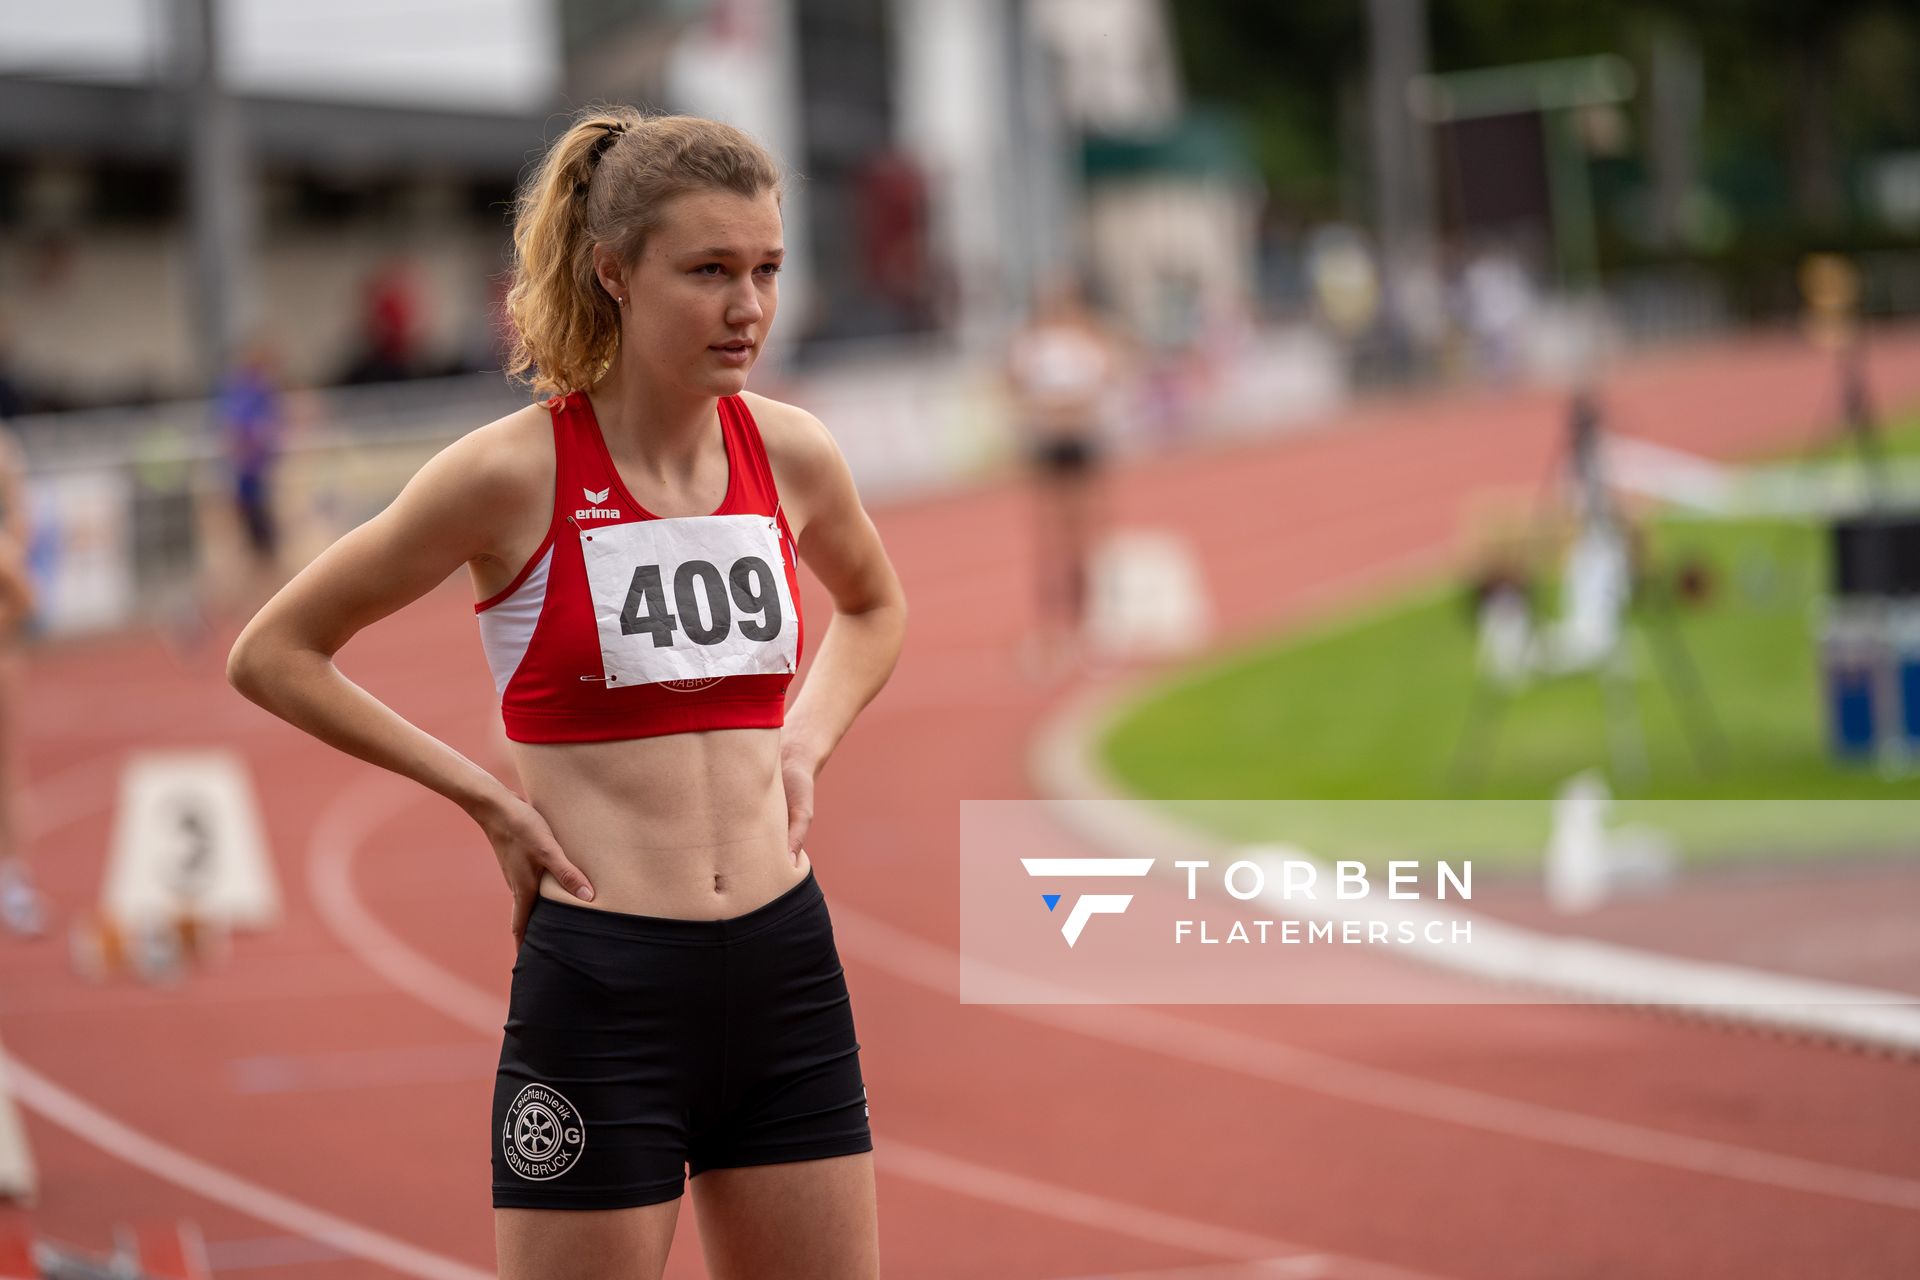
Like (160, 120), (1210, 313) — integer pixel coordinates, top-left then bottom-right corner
(573, 123), (626, 199)
(589, 124), (624, 163)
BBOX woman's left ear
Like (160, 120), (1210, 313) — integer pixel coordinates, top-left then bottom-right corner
(592, 251), (627, 308)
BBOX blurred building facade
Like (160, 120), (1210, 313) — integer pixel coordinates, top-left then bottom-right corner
(0, 0), (1264, 408)
(557, 0), (1263, 358)
(0, 1), (552, 411)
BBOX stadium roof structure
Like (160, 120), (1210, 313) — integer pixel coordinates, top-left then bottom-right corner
(1081, 109), (1258, 184)
(0, 73), (547, 178)
(0, 0), (575, 177)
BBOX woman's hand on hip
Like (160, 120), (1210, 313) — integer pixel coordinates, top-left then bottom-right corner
(474, 793), (594, 950)
(780, 751), (816, 867)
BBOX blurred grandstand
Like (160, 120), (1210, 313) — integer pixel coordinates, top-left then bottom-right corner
(4, 0), (1918, 641)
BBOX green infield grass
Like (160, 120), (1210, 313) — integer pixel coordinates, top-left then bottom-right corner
(1099, 409), (1920, 868)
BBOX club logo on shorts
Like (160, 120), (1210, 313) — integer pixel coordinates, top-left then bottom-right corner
(502, 1083), (586, 1180)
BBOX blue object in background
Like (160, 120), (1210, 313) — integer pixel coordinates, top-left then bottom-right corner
(1902, 651), (1920, 744)
(1828, 662), (1876, 756)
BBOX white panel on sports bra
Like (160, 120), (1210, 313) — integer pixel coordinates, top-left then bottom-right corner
(476, 544), (554, 696)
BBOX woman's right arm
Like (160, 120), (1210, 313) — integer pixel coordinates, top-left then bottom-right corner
(225, 414), (595, 941)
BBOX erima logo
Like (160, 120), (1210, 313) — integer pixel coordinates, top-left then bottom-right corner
(1021, 857), (1155, 947)
(575, 486), (621, 520)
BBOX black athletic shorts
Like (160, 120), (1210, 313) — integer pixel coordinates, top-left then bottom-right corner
(491, 868), (872, 1210)
(1031, 433), (1097, 477)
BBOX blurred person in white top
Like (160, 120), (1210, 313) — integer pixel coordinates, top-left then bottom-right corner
(1006, 274), (1121, 676)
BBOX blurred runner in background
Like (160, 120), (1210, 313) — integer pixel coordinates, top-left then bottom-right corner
(219, 336), (289, 615)
(0, 418), (41, 936)
(1007, 275), (1120, 676)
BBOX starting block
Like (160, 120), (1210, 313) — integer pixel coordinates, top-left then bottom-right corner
(104, 752), (278, 931)
(75, 752), (276, 983)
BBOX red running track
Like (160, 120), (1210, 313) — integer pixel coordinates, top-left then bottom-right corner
(2, 327), (1919, 1278)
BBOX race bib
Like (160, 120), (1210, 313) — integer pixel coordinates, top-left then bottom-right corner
(578, 514), (798, 688)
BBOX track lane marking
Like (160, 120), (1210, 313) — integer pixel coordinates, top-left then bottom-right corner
(0, 1053), (492, 1280)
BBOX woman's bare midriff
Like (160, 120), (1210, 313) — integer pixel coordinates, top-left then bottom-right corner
(517, 726), (812, 920)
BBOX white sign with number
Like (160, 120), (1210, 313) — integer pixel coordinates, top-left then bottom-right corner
(578, 514), (798, 688)
(104, 751), (280, 930)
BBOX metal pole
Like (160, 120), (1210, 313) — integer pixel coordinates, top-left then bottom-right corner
(174, 0), (251, 396)
(1646, 20), (1701, 251)
(1366, 0), (1435, 364)
(1542, 108), (1598, 287)
(1006, 0), (1083, 314)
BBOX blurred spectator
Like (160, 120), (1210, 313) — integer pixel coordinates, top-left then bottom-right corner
(853, 148), (937, 333)
(0, 322), (25, 423)
(344, 259), (424, 383)
(1305, 224), (1383, 386)
(219, 337), (289, 610)
(1137, 268), (1205, 445)
(0, 405), (41, 936)
(1458, 247), (1537, 383)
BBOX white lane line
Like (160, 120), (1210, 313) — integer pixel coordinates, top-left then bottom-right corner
(305, 775), (506, 1035)
(310, 774), (1456, 1280)
(872, 1139), (1309, 1263)
(836, 898), (1920, 1215)
(20, 750), (128, 841)
(0, 1053), (491, 1280)
(203, 1233), (354, 1271)
(0, 750), (493, 1280)
(1109, 1258), (1485, 1280)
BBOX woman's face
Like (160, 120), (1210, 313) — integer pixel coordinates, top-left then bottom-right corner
(604, 188), (783, 400)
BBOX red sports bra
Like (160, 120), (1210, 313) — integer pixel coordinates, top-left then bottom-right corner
(474, 390), (804, 743)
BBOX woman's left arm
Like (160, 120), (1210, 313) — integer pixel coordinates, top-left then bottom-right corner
(770, 404), (908, 860)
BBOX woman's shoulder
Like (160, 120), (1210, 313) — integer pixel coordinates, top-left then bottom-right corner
(736, 391), (840, 478)
(450, 400), (553, 481)
(413, 400), (556, 527)
(736, 391), (848, 532)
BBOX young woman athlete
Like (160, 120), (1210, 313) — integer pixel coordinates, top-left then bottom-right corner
(227, 110), (906, 1278)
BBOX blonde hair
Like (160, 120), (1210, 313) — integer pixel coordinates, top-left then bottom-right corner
(503, 107), (784, 398)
